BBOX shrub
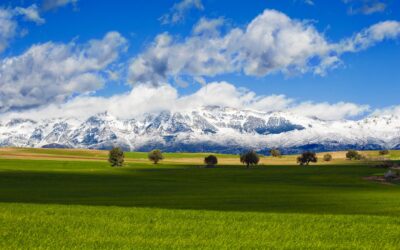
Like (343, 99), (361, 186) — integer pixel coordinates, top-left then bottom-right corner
(297, 151), (318, 166)
(269, 149), (281, 157)
(204, 155), (218, 167)
(108, 147), (124, 167)
(323, 153), (332, 162)
(148, 149), (164, 164)
(384, 170), (396, 181)
(376, 161), (397, 169)
(240, 150), (260, 168)
(379, 149), (390, 156)
(356, 154), (366, 160)
(346, 150), (361, 160)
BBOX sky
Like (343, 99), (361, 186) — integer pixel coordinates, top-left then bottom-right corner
(0, 0), (399, 121)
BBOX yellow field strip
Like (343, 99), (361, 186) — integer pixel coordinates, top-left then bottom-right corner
(0, 148), (387, 166)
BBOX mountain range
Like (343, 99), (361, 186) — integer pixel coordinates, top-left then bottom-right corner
(1, 106), (400, 154)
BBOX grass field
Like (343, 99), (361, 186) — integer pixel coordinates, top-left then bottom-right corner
(0, 148), (399, 249)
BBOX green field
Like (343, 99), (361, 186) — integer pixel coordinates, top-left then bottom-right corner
(0, 148), (399, 249)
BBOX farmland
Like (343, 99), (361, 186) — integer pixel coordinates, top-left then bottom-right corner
(0, 148), (399, 249)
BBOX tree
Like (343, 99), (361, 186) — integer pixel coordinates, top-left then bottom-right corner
(148, 149), (164, 164)
(297, 151), (318, 166)
(323, 153), (332, 162)
(108, 147), (124, 167)
(240, 151), (260, 168)
(346, 150), (362, 160)
(204, 155), (218, 167)
(269, 149), (281, 157)
(379, 149), (389, 156)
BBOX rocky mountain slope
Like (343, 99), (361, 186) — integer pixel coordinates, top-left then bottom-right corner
(1, 106), (400, 154)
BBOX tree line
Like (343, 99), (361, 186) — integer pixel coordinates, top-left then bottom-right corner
(108, 147), (389, 168)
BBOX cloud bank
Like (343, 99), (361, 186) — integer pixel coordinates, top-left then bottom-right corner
(1, 81), (370, 121)
(0, 32), (127, 112)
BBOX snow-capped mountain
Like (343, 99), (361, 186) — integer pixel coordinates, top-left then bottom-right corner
(1, 106), (400, 154)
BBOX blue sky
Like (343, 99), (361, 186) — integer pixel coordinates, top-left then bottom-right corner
(1, 0), (400, 120)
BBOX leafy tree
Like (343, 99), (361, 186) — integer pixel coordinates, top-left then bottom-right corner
(297, 151), (318, 166)
(148, 149), (164, 164)
(379, 149), (390, 156)
(108, 147), (124, 167)
(204, 155), (218, 167)
(269, 149), (281, 157)
(323, 153), (332, 162)
(240, 150), (260, 168)
(346, 150), (362, 160)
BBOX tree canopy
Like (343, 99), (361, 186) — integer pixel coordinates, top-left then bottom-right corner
(148, 149), (164, 164)
(240, 151), (260, 168)
(108, 147), (124, 167)
(204, 155), (218, 167)
(297, 151), (318, 166)
(269, 149), (281, 157)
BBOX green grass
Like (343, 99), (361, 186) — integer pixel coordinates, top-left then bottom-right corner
(0, 150), (400, 249)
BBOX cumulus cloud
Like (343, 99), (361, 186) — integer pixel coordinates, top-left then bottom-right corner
(0, 8), (17, 53)
(160, 0), (204, 25)
(15, 4), (45, 24)
(176, 82), (293, 112)
(289, 102), (370, 120)
(338, 21), (400, 52)
(193, 17), (225, 36)
(42, 0), (78, 11)
(344, 0), (387, 15)
(129, 9), (400, 86)
(371, 106), (400, 117)
(0, 32), (128, 112)
(1, 81), (369, 121)
(130, 10), (336, 85)
(0, 5), (46, 53)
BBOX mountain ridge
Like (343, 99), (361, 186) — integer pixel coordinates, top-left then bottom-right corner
(1, 106), (399, 154)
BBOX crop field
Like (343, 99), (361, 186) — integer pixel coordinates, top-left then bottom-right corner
(0, 148), (400, 249)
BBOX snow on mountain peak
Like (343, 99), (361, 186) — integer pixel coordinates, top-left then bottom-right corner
(1, 106), (399, 153)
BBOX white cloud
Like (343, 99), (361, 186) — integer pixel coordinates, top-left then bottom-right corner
(360, 2), (386, 14)
(0, 32), (128, 112)
(0, 8), (17, 53)
(371, 106), (400, 117)
(303, 0), (314, 6)
(289, 102), (370, 120)
(160, 0), (204, 25)
(176, 82), (293, 112)
(344, 0), (387, 15)
(130, 9), (400, 87)
(193, 17), (225, 36)
(0, 5), (46, 53)
(338, 21), (400, 52)
(1, 81), (369, 121)
(15, 4), (45, 25)
(42, 0), (78, 11)
(130, 10), (339, 86)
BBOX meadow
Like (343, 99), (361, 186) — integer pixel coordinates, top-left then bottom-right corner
(0, 148), (399, 249)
